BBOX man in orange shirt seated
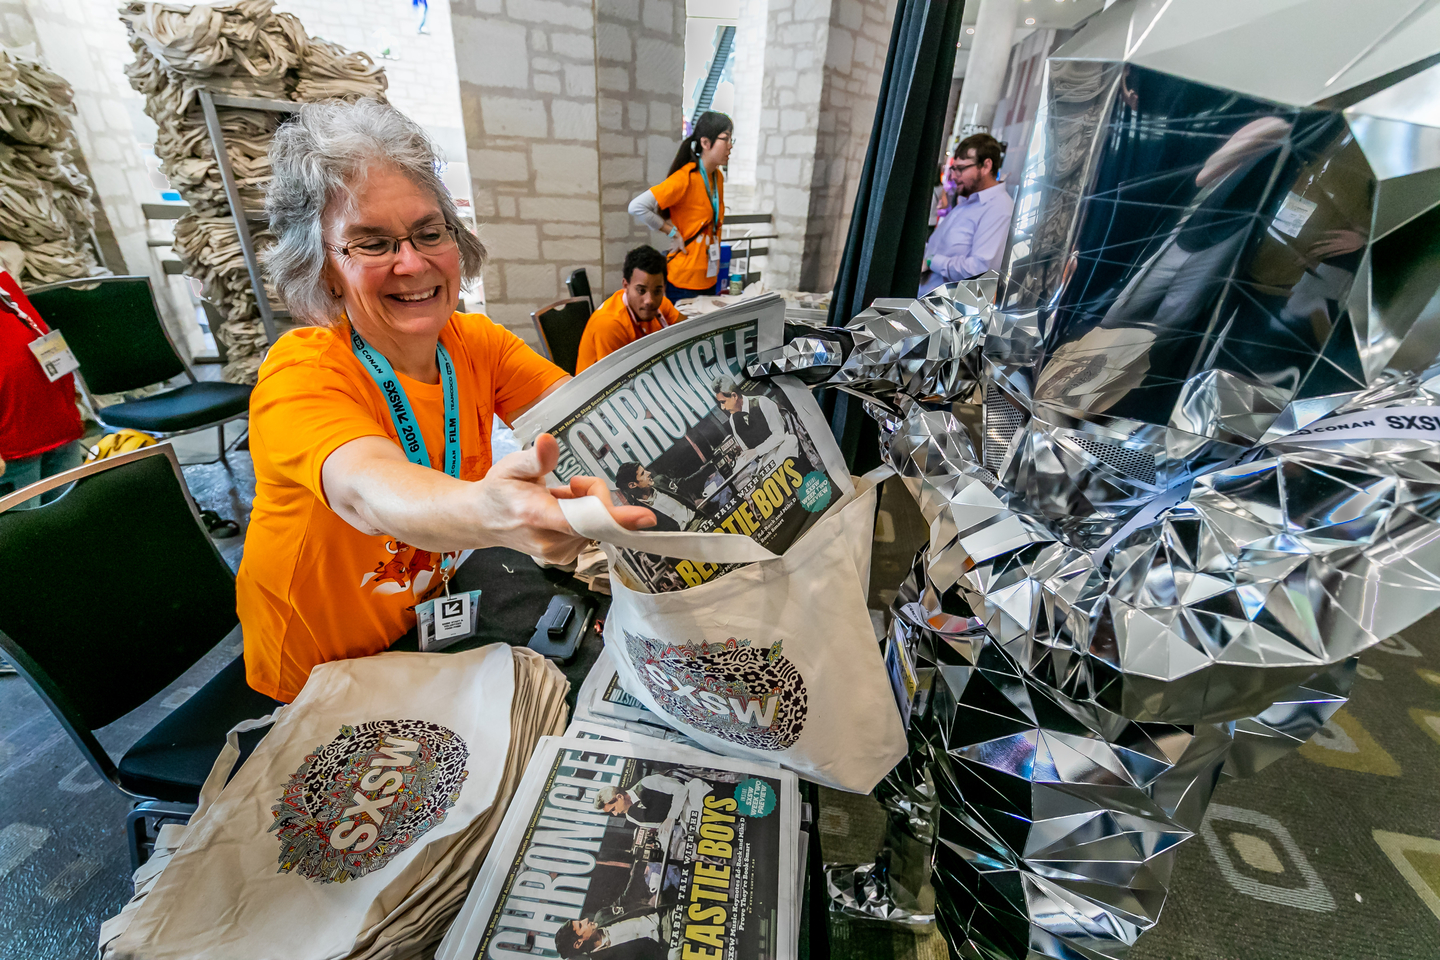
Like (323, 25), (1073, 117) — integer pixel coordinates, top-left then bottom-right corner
(575, 245), (682, 373)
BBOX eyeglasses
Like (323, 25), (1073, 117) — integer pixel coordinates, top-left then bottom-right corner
(715, 134), (734, 145)
(329, 223), (458, 263)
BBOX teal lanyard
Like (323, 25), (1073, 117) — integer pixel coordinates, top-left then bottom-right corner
(697, 162), (720, 233)
(349, 326), (462, 478)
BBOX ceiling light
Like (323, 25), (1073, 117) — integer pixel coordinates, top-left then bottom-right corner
(966, 27), (975, 34)
(1025, 17), (1036, 23)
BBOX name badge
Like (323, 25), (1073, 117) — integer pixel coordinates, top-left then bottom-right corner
(706, 239), (720, 278)
(27, 329), (79, 382)
(416, 588), (482, 652)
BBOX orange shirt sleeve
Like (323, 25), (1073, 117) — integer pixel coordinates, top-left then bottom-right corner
(660, 298), (682, 325)
(249, 346), (391, 509)
(475, 314), (568, 422)
(650, 164), (693, 211)
(576, 300), (640, 373)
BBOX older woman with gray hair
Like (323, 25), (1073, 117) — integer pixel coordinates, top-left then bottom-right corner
(236, 99), (654, 702)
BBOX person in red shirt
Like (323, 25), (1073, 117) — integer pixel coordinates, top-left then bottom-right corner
(575, 245), (682, 374)
(0, 270), (84, 510)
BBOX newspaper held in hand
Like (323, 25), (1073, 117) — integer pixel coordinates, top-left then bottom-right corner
(436, 735), (800, 960)
(514, 294), (852, 593)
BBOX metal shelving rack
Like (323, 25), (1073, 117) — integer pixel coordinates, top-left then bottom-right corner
(195, 88), (298, 344)
(723, 212), (776, 287)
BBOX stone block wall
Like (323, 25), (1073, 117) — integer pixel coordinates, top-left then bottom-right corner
(449, 0), (683, 341)
(450, 0), (604, 348)
(752, 0), (892, 293)
(726, 0), (767, 202)
(800, 0), (893, 291)
(595, 0), (684, 294)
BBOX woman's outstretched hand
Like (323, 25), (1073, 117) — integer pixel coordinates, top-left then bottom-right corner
(474, 433), (656, 563)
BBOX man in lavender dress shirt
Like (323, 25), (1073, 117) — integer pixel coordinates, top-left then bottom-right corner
(919, 134), (1015, 296)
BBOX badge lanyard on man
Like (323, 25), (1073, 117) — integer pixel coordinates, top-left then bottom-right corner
(699, 162), (721, 278)
(350, 326), (481, 651)
(2, 287), (79, 383)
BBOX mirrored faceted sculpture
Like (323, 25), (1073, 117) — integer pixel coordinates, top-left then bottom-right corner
(783, 2), (1440, 956)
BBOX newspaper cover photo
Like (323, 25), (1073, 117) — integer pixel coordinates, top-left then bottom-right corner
(514, 295), (852, 593)
(439, 736), (798, 960)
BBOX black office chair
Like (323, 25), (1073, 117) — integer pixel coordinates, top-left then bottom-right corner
(532, 296), (593, 375)
(0, 443), (277, 868)
(566, 267), (595, 313)
(26, 276), (252, 459)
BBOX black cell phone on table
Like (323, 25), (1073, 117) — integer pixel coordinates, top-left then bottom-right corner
(528, 593), (593, 663)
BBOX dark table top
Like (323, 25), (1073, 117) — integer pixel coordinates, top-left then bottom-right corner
(388, 546), (610, 713)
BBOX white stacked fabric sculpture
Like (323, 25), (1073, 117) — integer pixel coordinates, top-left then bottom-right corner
(119, 0), (388, 383)
(750, 1), (1440, 955)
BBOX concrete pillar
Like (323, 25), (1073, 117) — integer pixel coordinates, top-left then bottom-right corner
(726, 0), (768, 207)
(952, 0), (1018, 140)
(754, 0), (895, 292)
(594, 0), (685, 294)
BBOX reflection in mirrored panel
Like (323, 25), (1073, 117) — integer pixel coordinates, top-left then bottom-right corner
(810, 1), (1440, 957)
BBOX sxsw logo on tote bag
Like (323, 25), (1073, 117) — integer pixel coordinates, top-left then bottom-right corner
(624, 632), (809, 751)
(270, 719), (470, 882)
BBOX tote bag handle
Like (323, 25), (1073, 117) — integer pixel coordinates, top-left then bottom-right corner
(559, 466), (895, 564)
(558, 496), (780, 563)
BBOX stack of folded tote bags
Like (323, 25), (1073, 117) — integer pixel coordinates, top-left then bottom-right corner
(99, 645), (569, 960)
(0, 47), (107, 285)
(172, 213), (275, 374)
(295, 37), (388, 102)
(119, 0), (388, 384)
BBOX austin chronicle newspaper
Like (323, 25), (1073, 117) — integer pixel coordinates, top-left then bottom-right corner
(437, 736), (799, 960)
(514, 295), (852, 593)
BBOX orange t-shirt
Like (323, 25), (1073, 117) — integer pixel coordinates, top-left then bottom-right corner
(237, 312), (566, 702)
(651, 161), (724, 291)
(575, 289), (682, 373)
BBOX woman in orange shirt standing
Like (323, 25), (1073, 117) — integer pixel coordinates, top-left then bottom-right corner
(628, 111), (733, 302)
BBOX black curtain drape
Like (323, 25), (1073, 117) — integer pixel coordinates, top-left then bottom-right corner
(823, 0), (966, 470)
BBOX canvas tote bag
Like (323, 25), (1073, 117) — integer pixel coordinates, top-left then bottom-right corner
(559, 467), (906, 793)
(110, 644), (522, 960)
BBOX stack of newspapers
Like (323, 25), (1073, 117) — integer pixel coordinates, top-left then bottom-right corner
(514, 293), (852, 594)
(437, 717), (804, 960)
(573, 648), (700, 745)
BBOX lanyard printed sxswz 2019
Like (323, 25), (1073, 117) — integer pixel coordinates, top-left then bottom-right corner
(697, 163), (721, 278)
(349, 326), (461, 478)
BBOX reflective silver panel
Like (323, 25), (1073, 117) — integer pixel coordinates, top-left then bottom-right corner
(746, 336), (845, 382)
(814, 2), (1440, 955)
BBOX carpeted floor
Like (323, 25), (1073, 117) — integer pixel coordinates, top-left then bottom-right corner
(816, 616), (1440, 959)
